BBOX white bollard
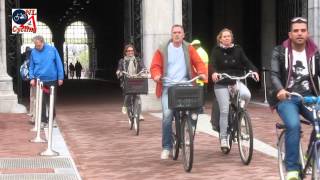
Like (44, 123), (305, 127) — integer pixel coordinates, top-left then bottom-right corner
(30, 81), (46, 143)
(30, 79), (40, 132)
(41, 86), (59, 156)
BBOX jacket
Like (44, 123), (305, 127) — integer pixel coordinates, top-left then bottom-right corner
(267, 39), (320, 107)
(211, 44), (258, 85)
(150, 40), (206, 98)
(29, 44), (64, 81)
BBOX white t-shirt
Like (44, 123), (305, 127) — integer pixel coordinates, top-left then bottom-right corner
(288, 49), (312, 95)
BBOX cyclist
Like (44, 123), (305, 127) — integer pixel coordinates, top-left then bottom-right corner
(116, 44), (145, 120)
(268, 17), (320, 180)
(211, 28), (259, 151)
(150, 24), (207, 160)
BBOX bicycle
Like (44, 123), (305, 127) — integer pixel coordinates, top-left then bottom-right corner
(277, 92), (320, 180)
(120, 69), (149, 135)
(164, 76), (204, 172)
(216, 72), (257, 165)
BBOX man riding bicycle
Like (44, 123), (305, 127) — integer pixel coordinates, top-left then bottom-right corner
(116, 44), (145, 120)
(150, 24), (206, 160)
(268, 17), (320, 180)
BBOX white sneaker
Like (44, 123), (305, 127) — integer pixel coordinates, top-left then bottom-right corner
(160, 149), (170, 160)
(121, 106), (127, 114)
(139, 115), (144, 121)
(220, 138), (230, 149)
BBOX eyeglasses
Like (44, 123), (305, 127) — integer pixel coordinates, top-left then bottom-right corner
(291, 17), (307, 23)
(126, 49), (134, 52)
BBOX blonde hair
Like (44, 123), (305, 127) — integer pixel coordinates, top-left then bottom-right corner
(216, 28), (233, 45)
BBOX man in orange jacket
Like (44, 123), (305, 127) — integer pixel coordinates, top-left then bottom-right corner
(150, 24), (207, 159)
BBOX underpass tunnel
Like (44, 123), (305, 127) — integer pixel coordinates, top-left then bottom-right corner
(20, 0), (125, 82)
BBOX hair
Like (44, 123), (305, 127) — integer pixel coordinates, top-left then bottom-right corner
(216, 28), (234, 45)
(123, 44), (136, 56)
(171, 24), (184, 32)
(32, 35), (45, 43)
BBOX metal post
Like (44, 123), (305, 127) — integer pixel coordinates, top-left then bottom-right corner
(30, 81), (46, 143)
(30, 79), (40, 132)
(263, 69), (268, 104)
(41, 86), (59, 156)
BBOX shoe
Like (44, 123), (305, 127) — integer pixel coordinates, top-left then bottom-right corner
(286, 171), (299, 180)
(122, 106), (127, 114)
(160, 149), (170, 160)
(220, 138), (230, 150)
(139, 115), (144, 121)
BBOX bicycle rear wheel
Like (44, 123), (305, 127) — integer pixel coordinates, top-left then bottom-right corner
(133, 96), (140, 135)
(221, 105), (235, 154)
(237, 111), (253, 165)
(181, 114), (194, 172)
(172, 114), (180, 160)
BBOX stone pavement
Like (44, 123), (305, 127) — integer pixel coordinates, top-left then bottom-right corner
(0, 80), (314, 179)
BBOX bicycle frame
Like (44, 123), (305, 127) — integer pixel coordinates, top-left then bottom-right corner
(276, 92), (320, 179)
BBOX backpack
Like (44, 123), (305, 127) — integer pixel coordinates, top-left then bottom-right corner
(20, 60), (29, 81)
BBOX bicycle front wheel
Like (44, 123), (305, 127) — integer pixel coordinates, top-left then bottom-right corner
(127, 98), (134, 130)
(133, 96), (141, 135)
(277, 130), (286, 180)
(181, 114), (194, 172)
(237, 111), (253, 165)
(172, 114), (180, 160)
(312, 143), (320, 180)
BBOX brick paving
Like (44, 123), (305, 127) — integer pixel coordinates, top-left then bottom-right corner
(0, 80), (314, 179)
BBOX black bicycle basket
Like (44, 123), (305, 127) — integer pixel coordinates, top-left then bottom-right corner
(124, 77), (148, 94)
(168, 85), (204, 109)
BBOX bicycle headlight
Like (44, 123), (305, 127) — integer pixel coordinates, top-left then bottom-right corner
(191, 113), (198, 121)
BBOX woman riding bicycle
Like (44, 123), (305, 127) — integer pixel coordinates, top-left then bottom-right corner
(116, 44), (145, 120)
(211, 28), (259, 151)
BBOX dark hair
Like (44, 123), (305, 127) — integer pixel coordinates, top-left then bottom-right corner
(123, 44), (136, 56)
(290, 17), (308, 31)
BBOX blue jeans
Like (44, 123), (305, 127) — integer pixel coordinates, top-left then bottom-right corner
(161, 87), (173, 150)
(276, 96), (314, 171)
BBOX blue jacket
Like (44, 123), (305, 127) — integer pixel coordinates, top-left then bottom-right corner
(29, 44), (64, 81)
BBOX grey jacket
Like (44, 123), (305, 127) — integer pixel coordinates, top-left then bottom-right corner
(267, 39), (320, 107)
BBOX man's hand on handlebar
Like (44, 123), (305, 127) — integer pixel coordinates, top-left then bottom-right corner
(277, 89), (289, 101)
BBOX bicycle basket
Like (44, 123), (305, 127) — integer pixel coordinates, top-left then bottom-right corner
(168, 85), (204, 109)
(124, 77), (148, 95)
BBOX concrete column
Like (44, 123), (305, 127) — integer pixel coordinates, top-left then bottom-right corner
(308, 0), (320, 47)
(260, 0), (276, 69)
(141, 0), (182, 111)
(0, 0), (26, 113)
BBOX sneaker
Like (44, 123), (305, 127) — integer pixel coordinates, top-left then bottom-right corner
(286, 171), (299, 180)
(122, 106), (127, 114)
(220, 138), (230, 150)
(139, 115), (144, 121)
(160, 149), (170, 160)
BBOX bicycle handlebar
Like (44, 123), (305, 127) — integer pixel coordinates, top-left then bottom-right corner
(288, 92), (320, 104)
(218, 71), (257, 82)
(120, 68), (149, 78)
(162, 75), (201, 85)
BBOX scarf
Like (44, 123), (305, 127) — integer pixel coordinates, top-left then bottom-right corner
(124, 56), (137, 75)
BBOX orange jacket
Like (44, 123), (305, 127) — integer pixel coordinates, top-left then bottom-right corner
(150, 41), (207, 98)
